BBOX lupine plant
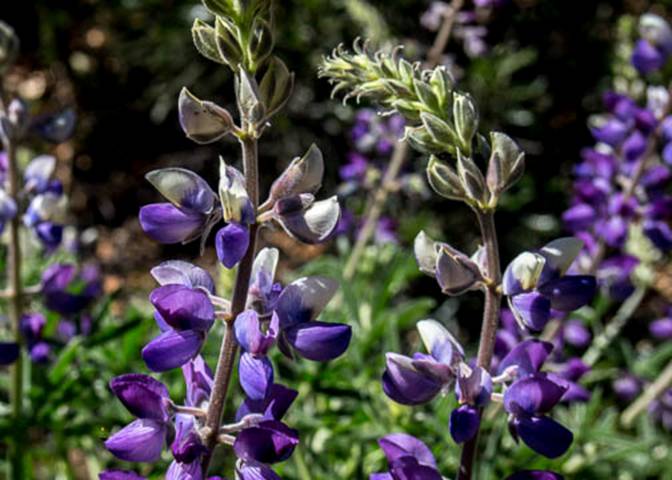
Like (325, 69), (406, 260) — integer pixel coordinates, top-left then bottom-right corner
(101, 1), (352, 478)
(320, 38), (596, 479)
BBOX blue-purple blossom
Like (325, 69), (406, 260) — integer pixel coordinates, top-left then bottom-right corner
(371, 433), (442, 480)
(41, 263), (101, 316)
(503, 238), (596, 332)
(104, 374), (172, 462)
(382, 319), (463, 405)
(142, 284), (215, 372)
(632, 14), (672, 75)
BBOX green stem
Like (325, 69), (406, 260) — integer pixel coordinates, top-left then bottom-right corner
(200, 135), (259, 474)
(457, 210), (502, 480)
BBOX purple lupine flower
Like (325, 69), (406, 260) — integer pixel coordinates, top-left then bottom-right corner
(649, 388), (672, 431)
(450, 364), (492, 443)
(236, 460), (282, 480)
(233, 420), (299, 464)
(247, 247), (283, 315)
(382, 319), (463, 405)
(20, 312), (51, 363)
(613, 374), (643, 402)
(562, 319), (591, 348)
(140, 168), (219, 245)
(650, 313), (672, 339)
(548, 358), (591, 403)
(104, 374), (172, 462)
(503, 238), (596, 332)
(274, 276), (351, 361)
(41, 263), (101, 316)
(498, 340), (573, 458)
(339, 152), (369, 182)
(236, 311), (279, 401)
(632, 14), (672, 75)
(371, 433), (442, 480)
(142, 284), (215, 372)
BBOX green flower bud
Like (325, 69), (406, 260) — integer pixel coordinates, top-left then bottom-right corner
(249, 18), (274, 68)
(453, 92), (478, 154)
(259, 56), (294, 119)
(215, 17), (244, 70)
(426, 155), (466, 201)
(485, 131), (525, 199)
(237, 67), (266, 124)
(191, 19), (226, 65)
(456, 152), (487, 205)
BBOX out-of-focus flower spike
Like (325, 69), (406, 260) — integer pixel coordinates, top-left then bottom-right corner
(99, 470), (146, 480)
(24, 154), (56, 192)
(31, 108), (76, 143)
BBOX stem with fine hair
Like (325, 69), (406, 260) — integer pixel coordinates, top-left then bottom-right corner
(200, 134), (259, 474)
(457, 209), (502, 480)
(343, 0), (464, 280)
(621, 358), (672, 427)
(1, 111), (25, 479)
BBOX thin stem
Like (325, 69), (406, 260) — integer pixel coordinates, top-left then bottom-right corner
(200, 135), (259, 474)
(343, 0), (463, 280)
(457, 209), (502, 480)
(621, 358), (672, 428)
(3, 130), (25, 480)
(582, 286), (647, 367)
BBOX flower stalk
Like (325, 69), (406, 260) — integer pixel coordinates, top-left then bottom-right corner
(343, 0), (464, 280)
(0, 90), (25, 480)
(458, 209), (502, 480)
(201, 133), (260, 474)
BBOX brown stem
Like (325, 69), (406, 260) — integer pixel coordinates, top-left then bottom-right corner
(2, 131), (25, 480)
(200, 135), (259, 474)
(342, 0), (464, 280)
(457, 210), (502, 480)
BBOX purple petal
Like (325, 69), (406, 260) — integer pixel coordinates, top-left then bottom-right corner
(502, 252), (545, 296)
(382, 353), (443, 405)
(275, 276), (339, 328)
(416, 319), (464, 366)
(449, 404), (481, 444)
(109, 374), (170, 421)
(378, 433), (437, 468)
(139, 203), (205, 244)
(165, 460), (202, 480)
(563, 320), (591, 348)
(233, 420), (299, 464)
(650, 317), (672, 339)
(145, 167), (215, 214)
(239, 352), (274, 401)
(216, 222), (250, 269)
(236, 383), (298, 421)
(632, 39), (666, 74)
(389, 457), (443, 480)
(235, 310), (278, 355)
(142, 329), (205, 372)
(504, 375), (567, 415)
(509, 292), (552, 332)
(150, 285), (214, 331)
(537, 275), (596, 311)
(275, 195), (341, 244)
(151, 260), (215, 294)
(498, 339), (553, 377)
(643, 219), (672, 251)
(284, 321), (351, 361)
(171, 414), (207, 464)
(104, 418), (167, 462)
(512, 415), (573, 459)
(236, 461), (282, 480)
(182, 355), (214, 408)
(99, 471), (146, 480)
(562, 204), (596, 232)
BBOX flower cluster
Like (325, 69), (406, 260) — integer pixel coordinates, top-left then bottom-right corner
(632, 14), (672, 75)
(371, 432), (562, 480)
(102, 0), (351, 477)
